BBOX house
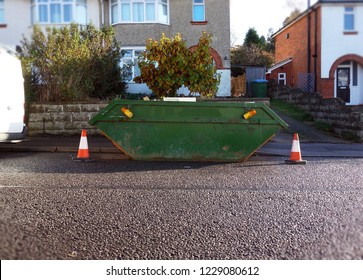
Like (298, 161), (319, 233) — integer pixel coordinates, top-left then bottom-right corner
(268, 0), (363, 106)
(0, 0), (230, 96)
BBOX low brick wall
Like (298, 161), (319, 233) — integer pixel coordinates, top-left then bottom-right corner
(27, 103), (108, 136)
(272, 89), (363, 141)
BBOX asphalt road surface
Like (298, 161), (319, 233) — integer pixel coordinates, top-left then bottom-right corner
(0, 152), (362, 260)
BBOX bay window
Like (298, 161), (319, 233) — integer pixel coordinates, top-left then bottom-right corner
(146, 0), (155, 21)
(31, 0), (87, 25)
(111, 0), (169, 24)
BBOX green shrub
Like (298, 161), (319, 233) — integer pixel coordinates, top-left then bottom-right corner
(21, 24), (126, 102)
(134, 32), (220, 98)
(341, 131), (361, 142)
(184, 32), (221, 97)
(314, 121), (334, 132)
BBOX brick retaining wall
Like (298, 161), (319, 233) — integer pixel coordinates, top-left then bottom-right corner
(272, 88), (363, 141)
(27, 103), (108, 136)
(27, 97), (362, 141)
(27, 99), (271, 136)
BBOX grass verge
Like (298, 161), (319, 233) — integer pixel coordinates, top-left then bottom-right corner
(270, 99), (314, 122)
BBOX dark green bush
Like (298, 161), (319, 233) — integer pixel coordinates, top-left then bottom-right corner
(21, 24), (126, 102)
(314, 121), (334, 132)
(341, 131), (361, 142)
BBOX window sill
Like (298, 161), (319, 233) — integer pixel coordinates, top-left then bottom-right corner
(111, 21), (170, 26)
(191, 21), (208, 25)
(31, 23), (81, 26)
(0, 24), (7, 28)
(344, 31), (358, 35)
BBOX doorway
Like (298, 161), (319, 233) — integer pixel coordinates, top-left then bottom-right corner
(336, 67), (350, 103)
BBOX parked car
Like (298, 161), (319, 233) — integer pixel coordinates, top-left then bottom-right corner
(0, 45), (26, 142)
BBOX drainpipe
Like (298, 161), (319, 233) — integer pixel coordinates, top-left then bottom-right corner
(307, 0), (312, 92)
(100, 0), (104, 27)
(307, 0), (311, 74)
(313, 7), (318, 92)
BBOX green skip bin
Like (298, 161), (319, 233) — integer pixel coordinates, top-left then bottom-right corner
(89, 99), (288, 162)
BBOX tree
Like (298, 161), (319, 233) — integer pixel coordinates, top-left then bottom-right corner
(243, 28), (262, 47)
(265, 28), (275, 53)
(185, 32), (221, 97)
(231, 44), (274, 67)
(21, 24), (126, 102)
(231, 28), (274, 67)
(134, 33), (190, 97)
(134, 32), (220, 98)
(283, 8), (301, 26)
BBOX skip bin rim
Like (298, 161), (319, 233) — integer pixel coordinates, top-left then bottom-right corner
(89, 100), (288, 129)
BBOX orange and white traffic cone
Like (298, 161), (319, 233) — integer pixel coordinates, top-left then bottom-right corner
(285, 133), (307, 164)
(74, 129), (92, 162)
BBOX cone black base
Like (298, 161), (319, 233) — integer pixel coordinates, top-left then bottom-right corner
(285, 159), (307, 165)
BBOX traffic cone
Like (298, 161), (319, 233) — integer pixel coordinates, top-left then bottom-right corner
(285, 133), (307, 164)
(74, 129), (92, 162)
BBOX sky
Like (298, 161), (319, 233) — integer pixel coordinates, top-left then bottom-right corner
(230, 0), (319, 45)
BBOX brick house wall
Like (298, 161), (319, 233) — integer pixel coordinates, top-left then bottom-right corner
(273, 5), (321, 93)
(267, 61), (294, 87)
(271, 1), (363, 105)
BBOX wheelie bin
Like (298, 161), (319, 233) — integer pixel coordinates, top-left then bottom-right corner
(251, 79), (268, 98)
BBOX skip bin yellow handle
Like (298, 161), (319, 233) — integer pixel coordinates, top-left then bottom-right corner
(121, 107), (133, 118)
(243, 109), (256, 120)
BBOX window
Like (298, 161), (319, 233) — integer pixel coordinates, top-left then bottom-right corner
(111, 0), (168, 24)
(121, 48), (144, 82)
(158, 0), (168, 23)
(193, 0), (205, 22)
(344, 7), (355, 31)
(0, 0), (4, 24)
(31, 0), (87, 25)
(353, 61), (358, 86)
(278, 73), (286, 86)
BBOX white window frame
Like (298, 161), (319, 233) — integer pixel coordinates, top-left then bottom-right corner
(31, 0), (87, 25)
(121, 47), (145, 83)
(0, 0), (5, 24)
(111, 0), (169, 25)
(193, 0), (205, 22)
(344, 6), (355, 31)
(278, 73), (286, 86)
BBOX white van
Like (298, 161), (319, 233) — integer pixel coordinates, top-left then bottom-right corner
(0, 45), (27, 142)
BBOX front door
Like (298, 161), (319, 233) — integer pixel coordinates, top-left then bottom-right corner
(337, 67), (350, 103)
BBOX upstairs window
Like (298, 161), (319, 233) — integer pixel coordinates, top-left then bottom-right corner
(344, 7), (355, 31)
(31, 0), (87, 25)
(193, 0), (205, 22)
(0, 0), (4, 24)
(111, 0), (169, 24)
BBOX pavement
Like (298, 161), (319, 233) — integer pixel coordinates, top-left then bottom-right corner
(258, 112), (363, 158)
(0, 134), (120, 154)
(0, 112), (362, 158)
